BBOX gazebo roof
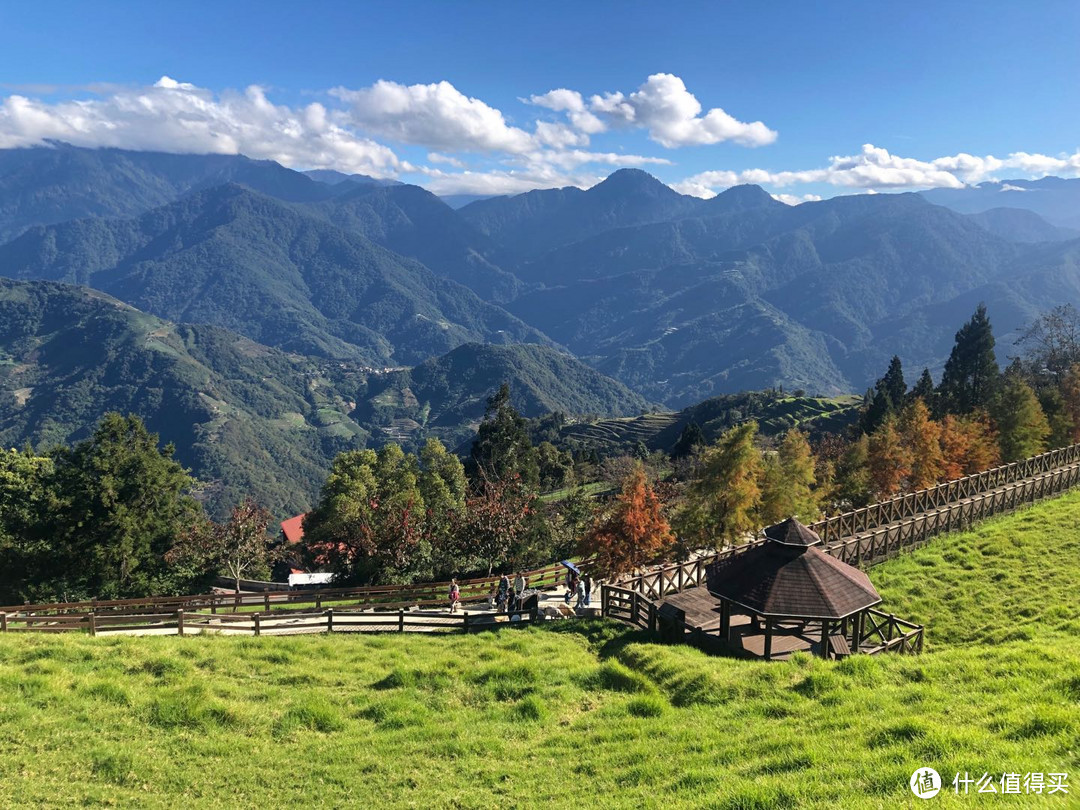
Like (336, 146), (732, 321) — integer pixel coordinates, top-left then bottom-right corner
(706, 519), (881, 619)
(764, 517), (823, 547)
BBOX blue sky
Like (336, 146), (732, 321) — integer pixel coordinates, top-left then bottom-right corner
(1, 1), (1078, 200)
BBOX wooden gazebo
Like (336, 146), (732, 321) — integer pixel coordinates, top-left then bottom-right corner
(704, 518), (882, 660)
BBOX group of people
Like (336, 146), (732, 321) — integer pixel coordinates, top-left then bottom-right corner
(448, 568), (593, 614)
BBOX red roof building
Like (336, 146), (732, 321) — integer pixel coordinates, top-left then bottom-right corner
(280, 513), (307, 545)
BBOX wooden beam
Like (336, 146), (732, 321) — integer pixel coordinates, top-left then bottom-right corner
(764, 617), (773, 661)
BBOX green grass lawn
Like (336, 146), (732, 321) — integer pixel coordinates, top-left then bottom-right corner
(2, 494), (1080, 808)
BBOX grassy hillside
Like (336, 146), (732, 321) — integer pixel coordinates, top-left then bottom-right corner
(2, 490), (1078, 807)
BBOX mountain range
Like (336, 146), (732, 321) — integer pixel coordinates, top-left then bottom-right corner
(0, 278), (647, 517)
(2, 143), (1080, 506)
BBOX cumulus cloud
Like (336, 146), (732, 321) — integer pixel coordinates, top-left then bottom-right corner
(526, 88), (605, 134)
(332, 79), (537, 154)
(529, 73), (777, 149)
(674, 144), (1080, 197)
(772, 193), (822, 206)
(0, 76), (402, 176)
(604, 73), (777, 148)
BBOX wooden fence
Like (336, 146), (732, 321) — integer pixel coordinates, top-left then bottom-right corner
(622, 459), (1080, 603)
(807, 441), (1080, 542)
(0, 560), (572, 619)
(0, 605), (540, 637)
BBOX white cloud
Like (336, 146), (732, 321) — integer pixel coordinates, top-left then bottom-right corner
(607, 74), (777, 148)
(675, 144), (1080, 197)
(418, 164), (605, 196)
(772, 193), (822, 206)
(530, 74), (777, 149)
(526, 89), (605, 134)
(332, 79), (535, 154)
(427, 151), (466, 168)
(0, 76), (402, 176)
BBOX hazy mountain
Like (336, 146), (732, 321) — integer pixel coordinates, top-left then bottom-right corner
(303, 169), (402, 187)
(0, 184), (549, 365)
(304, 182), (523, 301)
(440, 194), (502, 209)
(965, 207), (1079, 243)
(459, 168), (707, 260)
(0, 142), (339, 242)
(509, 191), (1025, 404)
(356, 342), (652, 448)
(923, 177), (1080, 229)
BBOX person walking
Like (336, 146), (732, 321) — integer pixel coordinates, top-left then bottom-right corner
(583, 573), (593, 607)
(575, 577), (586, 610)
(513, 571), (526, 612)
(497, 573), (510, 613)
(449, 578), (460, 614)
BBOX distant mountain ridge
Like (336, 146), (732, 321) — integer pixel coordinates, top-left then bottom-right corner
(0, 279), (650, 517)
(0, 183), (549, 365)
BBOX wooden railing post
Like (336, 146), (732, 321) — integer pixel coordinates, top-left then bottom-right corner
(463, 612), (471, 633)
(326, 608), (334, 633)
(176, 609), (184, 637)
(0, 612), (6, 633)
(253, 613), (261, 636)
(264, 593), (271, 612)
(88, 611), (96, 637)
(398, 609), (404, 632)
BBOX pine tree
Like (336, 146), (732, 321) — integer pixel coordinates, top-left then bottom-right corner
(992, 368), (1050, 462)
(898, 399), (944, 489)
(938, 304), (1000, 415)
(860, 386), (894, 435)
(469, 383), (540, 490)
(581, 462), (674, 578)
(910, 368), (937, 411)
(671, 421), (705, 459)
(867, 416), (912, 498)
(880, 355), (907, 406)
(676, 421), (763, 549)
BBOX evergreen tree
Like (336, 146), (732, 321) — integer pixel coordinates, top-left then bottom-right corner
(860, 387), (894, 435)
(676, 422), (763, 549)
(671, 421), (705, 459)
(898, 399), (944, 490)
(910, 368), (937, 412)
(419, 438), (467, 567)
(46, 413), (202, 600)
(0, 449), (55, 603)
(581, 462), (674, 578)
(867, 416), (912, 498)
(938, 304), (1000, 415)
(992, 367), (1050, 462)
(760, 428), (820, 524)
(880, 355), (907, 406)
(469, 383), (540, 490)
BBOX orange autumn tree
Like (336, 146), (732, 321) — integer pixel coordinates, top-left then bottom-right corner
(867, 415), (911, 498)
(581, 462), (674, 578)
(939, 412), (1001, 480)
(898, 399), (944, 490)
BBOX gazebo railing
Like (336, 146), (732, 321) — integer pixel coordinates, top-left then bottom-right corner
(858, 609), (924, 655)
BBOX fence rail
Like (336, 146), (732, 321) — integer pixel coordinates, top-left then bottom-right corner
(0, 606), (540, 637)
(0, 559), (574, 618)
(621, 460), (1080, 603)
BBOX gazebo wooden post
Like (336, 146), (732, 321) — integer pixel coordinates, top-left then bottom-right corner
(763, 617), (773, 661)
(820, 618), (832, 658)
(719, 598), (730, 640)
(852, 610), (864, 653)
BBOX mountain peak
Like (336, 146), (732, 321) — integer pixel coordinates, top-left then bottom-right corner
(589, 168), (675, 198)
(709, 183), (782, 211)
